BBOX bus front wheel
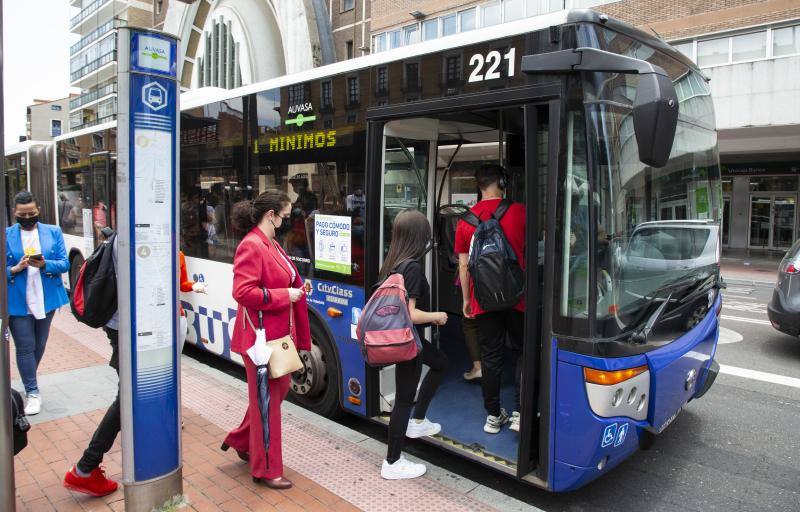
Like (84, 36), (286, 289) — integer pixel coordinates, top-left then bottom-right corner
(289, 321), (340, 418)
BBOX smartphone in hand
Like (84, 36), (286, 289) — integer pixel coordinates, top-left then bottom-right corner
(28, 254), (44, 261)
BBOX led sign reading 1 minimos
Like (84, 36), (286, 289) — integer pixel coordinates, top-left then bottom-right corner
(268, 130), (337, 152)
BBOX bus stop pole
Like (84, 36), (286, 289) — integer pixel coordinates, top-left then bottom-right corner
(116, 27), (183, 511)
(0, 2), (18, 509)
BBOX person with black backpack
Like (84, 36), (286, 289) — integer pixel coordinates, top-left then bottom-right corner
(454, 165), (526, 435)
(63, 231), (120, 497)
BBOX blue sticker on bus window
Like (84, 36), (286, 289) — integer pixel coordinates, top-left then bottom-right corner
(601, 423), (617, 448)
(614, 423), (629, 447)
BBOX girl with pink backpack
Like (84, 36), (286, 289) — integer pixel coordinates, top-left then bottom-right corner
(373, 210), (449, 480)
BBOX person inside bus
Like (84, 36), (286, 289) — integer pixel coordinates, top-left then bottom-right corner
(455, 165), (526, 434)
(58, 193), (75, 230)
(378, 209), (449, 480)
(221, 189), (311, 489)
(6, 191), (70, 416)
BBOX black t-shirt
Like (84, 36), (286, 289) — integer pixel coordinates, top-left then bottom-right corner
(397, 260), (430, 338)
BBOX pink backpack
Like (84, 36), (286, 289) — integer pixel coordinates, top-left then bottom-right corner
(356, 266), (421, 366)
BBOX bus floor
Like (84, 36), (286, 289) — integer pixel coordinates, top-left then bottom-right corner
(425, 316), (519, 463)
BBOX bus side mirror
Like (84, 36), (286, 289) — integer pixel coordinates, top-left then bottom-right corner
(522, 47), (679, 168)
(633, 73), (678, 168)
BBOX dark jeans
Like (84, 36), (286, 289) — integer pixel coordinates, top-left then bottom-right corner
(9, 311), (56, 395)
(476, 310), (524, 417)
(77, 328), (120, 474)
(387, 339), (448, 463)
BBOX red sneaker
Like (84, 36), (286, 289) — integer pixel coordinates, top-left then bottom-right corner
(63, 466), (119, 497)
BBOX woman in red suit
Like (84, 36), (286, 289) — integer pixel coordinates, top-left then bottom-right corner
(220, 189), (311, 489)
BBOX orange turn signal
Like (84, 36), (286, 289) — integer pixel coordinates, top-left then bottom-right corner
(327, 307), (343, 318)
(347, 396), (362, 405)
(584, 365), (648, 386)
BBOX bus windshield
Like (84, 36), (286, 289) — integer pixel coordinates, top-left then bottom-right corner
(560, 26), (722, 344)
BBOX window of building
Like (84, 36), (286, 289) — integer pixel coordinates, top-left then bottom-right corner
(197, 16), (243, 89)
(374, 32), (387, 52)
(347, 76), (360, 105)
(505, 0), (524, 21)
(442, 14), (457, 36)
(423, 19), (438, 41)
(748, 176), (799, 192)
(345, 40), (354, 59)
(51, 120), (62, 137)
(51, 104), (62, 112)
(445, 55), (462, 83)
(773, 24), (800, 57)
(403, 24), (419, 46)
(376, 67), (388, 94)
(92, 134), (104, 149)
(527, 0), (562, 16)
(321, 81), (333, 108)
(342, 0), (355, 12)
(731, 31), (766, 62)
(482, 2), (502, 27)
(389, 30), (401, 49)
(155, 0), (163, 16)
(459, 8), (476, 32)
(673, 41), (694, 61)
(697, 37), (729, 67)
(288, 84), (308, 106)
(405, 62), (420, 92)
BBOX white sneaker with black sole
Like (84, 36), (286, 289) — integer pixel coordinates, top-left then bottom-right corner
(24, 394), (41, 416)
(509, 411), (520, 432)
(484, 408), (509, 434)
(406, 418), (441, 438)
(381, 456), (427, 480)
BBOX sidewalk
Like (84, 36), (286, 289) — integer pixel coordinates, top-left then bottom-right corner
(9, 309), (534, 512)
(721, 248), (781, 284)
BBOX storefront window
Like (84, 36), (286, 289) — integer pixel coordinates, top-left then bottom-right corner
(748, 176), (798, 192)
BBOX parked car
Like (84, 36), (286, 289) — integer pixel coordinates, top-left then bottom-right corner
(768, 238), (800, 336)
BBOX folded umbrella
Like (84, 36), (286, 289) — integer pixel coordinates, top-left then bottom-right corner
(246, 320), (273, 459)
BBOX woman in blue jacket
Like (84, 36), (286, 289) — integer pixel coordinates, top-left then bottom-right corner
(6, 191), (69, 415)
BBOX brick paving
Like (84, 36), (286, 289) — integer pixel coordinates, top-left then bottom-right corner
(8, 309), (502, 512)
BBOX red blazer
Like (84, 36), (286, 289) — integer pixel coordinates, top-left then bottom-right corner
(230, 227), (312, 355)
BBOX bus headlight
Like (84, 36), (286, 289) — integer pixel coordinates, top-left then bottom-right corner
(585, 365), (650, 421)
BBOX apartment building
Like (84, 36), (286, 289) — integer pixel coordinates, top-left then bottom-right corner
(26, 96), (75, 141)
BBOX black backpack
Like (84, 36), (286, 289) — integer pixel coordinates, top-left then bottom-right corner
(70, 233), (118, 328)
(464, 199), (525, 312)
(10, 389), (30, 455)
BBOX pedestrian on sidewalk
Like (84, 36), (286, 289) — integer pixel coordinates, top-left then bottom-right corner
(5, 190), (69, 416)
(63, 231), (120, 497)
(220, 190), (311, 490)
(378, 209), (448, 480)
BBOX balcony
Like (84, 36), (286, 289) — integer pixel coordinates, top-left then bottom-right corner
(70, 0), (126, 35)
(71, 50), (116, 87)
(71, 19), (115, 56)
(70, 99), (117, 131)
(70, 82), (117, 111)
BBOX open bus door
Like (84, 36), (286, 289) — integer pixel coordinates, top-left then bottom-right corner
(367, 95), (559, 485)
(89, 151), (116, 246)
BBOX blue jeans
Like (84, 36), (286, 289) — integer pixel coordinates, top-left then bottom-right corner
(9, 311), (56, 395)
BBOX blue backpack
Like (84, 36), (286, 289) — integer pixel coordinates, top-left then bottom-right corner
(464, 199), (525, 312)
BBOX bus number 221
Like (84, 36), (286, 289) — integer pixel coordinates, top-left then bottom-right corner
(468, 48), (516, 83)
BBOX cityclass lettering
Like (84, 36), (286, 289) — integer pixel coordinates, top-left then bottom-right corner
(317, 283), (353, 299)
(288, 103), (313, 115)
(268, 130), (336, 152)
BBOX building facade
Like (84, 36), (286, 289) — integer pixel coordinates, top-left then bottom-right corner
(26, 97), (74, 141)
(69, 0), (156, 132)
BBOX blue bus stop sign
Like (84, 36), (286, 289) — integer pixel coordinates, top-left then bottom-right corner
(116, 27), (182, 511)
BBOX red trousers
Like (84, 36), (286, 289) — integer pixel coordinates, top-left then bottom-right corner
(223, 356), (291, 479)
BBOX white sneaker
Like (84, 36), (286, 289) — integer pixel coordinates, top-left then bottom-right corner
(24, 394), (41, 416)
(483, 409), (509, 434)
(381, 456), (427, 480)
(406, 418), (441, 438)
(509, 411), (520, 432)
(463, 367), (482, 381)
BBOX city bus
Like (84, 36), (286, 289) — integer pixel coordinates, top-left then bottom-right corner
(50, 10), (722, 491)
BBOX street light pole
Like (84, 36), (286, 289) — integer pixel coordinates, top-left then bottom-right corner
(0, 2), (18, 510)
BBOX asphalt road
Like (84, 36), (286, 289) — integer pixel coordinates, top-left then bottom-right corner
(187, 276), (800, 512)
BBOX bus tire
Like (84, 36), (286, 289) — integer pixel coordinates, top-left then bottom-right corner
(69, 253), (84, 291)
(289, 319), (341, 418)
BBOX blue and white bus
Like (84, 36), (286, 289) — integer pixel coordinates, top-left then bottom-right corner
(51, 10), (722, 491)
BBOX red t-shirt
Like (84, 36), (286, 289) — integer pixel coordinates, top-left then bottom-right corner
(454, 198), (526, 316)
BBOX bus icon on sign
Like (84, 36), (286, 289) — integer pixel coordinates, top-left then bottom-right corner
(142, 82), (168, 111)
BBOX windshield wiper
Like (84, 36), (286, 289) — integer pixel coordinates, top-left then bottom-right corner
(629, 292), (673, 344)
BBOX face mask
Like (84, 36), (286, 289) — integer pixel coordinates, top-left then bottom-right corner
(271, 216), (291, 237)
(17, 216), (38, 230)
